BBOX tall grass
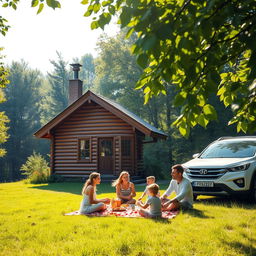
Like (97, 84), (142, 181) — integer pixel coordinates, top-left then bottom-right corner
(0, 181), (255, 256)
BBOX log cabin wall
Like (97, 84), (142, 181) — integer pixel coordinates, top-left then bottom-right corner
(121, 136), (135, 175)
(52, 101), (135, 177)
(136, 137), (144, 176)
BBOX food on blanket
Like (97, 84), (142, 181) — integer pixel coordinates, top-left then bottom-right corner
(122, 204), (129, 208)
(112, 206), (126, 211)
(111, 198), (122, 209)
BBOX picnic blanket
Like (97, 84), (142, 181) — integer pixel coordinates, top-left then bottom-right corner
(65, 205), (179, 219)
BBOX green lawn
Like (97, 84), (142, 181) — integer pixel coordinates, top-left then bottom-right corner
(0, 181), (255, 256)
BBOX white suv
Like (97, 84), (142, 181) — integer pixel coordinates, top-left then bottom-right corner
(183, 136), (256, 201)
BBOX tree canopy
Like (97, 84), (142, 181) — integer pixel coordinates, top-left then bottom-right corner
(82, 0), (256, 136)
(1, 0), (256, 136)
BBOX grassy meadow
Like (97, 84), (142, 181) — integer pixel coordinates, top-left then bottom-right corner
(0, 181), (255, 256)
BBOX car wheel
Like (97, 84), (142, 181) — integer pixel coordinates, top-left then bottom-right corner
(193, 194), (198, 201)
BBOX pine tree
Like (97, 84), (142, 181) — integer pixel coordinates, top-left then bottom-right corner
(0, 61), (43, 181)
(47, 51), (70, 118)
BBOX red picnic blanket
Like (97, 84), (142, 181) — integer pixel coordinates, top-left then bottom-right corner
(65, 205), (179, 219)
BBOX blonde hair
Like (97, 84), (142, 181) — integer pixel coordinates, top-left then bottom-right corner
(112, 171), (130, 187)
(146, 176), (155, 182)
(82, 172), (100, 194)
(147, 183), (159, 196)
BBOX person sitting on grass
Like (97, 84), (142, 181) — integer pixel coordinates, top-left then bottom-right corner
(161, 164), (193, 211)
(112, 171), (136, 204)
(138, 176), (160, 201)
(136, 183), (162, 218)
(79, 172), (110, 214)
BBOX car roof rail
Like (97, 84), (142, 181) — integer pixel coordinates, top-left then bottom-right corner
(217, 136), (256, 141)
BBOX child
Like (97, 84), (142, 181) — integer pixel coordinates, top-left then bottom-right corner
(112, 171), (136, 204)
(136, 183), (162, 218)
(79, 172), (110, 214)
(138, 176), (160, 201)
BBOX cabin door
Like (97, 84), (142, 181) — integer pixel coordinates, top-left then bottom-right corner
(98, 138), (113, 174)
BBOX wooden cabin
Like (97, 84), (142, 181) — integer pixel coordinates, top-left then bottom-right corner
(34, 64), (167, 179)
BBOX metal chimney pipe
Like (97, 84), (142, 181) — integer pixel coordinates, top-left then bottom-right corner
(69, 63), (83, 105)
(70, 63), (82, 79)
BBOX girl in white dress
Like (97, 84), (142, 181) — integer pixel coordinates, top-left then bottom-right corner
(79, 172), (110, 214)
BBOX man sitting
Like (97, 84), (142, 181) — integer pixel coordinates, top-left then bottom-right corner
(161, 164), (193, 211)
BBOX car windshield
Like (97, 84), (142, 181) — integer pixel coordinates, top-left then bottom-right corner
(200, 140), (256, 158)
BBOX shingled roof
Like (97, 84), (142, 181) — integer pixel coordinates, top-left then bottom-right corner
(34, 90), (167, 139)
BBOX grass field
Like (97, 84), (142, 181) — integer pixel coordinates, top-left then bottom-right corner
(0, 181), (255, 256)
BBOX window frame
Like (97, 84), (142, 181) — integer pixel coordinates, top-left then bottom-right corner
(77, 137), (92, 162)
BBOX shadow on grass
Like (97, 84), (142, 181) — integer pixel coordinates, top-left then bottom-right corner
(183, 208), (212, 219)
(152, 217), (171, 224)
(29, 182), (83, 195)
(29, 182), (163, 195)
(29, 182), (117, 195)
(221, 239), (256, 256)
(196, 196), (256, 210)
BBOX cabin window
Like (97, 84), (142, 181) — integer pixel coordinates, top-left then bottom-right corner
(121, 139), (131, 156)
(78, 138), (91, 161)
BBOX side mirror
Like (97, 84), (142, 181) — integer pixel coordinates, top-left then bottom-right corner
(192, 153), (200, 158)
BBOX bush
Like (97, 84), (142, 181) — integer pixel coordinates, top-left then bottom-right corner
(21, 152), (50, 184)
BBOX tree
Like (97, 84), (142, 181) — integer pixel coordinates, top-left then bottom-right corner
(95, 32), (173, 177)
(0, 48), (9, 157)
(80, 53), (95, 91)
(80, 0), (256, 137)
(2, 0), (256, 136)
(95, 31), (172, 129)
(0, 61), (43, 181)
(45, 52), (70, 120)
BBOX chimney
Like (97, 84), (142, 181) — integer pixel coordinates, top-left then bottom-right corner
(69, 63), (83, 105)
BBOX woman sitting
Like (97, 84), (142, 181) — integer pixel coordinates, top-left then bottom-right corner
(112, 171), (136, 204)
(79, 172), (110, 214)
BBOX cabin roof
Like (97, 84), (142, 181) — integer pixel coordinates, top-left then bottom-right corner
(34, 90), (167, 139)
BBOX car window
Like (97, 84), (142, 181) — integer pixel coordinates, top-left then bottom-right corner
(200, 141), (256, 158)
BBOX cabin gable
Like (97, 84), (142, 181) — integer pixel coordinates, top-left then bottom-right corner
(51, 100), (138, 177)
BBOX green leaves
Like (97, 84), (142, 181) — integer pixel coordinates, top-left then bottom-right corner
(3, 0), (256, 136)
(46, 0), (61, 9)
(81, 0), (89, 5)
(31, 0), (39, 7)
(119, 6), (132, 28)
(37, 3), (44, 14)
(203, 104), (217, 120)
(136, 53), (148, 68)
(29, 0), (61, 13)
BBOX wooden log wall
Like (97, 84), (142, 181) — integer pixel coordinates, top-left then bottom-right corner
(52, 101), (135, 177)
(135, 134), (144, 176)
(121, 136), (135, 175)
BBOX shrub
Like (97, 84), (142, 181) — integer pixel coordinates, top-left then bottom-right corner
(21, 152), (50, 184)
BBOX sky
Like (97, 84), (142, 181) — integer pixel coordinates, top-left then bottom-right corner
(0, 0), (118, 74)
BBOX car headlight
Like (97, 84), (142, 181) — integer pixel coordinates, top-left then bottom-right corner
(183, 166), (190, 173)
(227, 164), (250, 172)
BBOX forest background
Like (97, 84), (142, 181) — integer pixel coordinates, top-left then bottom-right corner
(0, 31), (243, 182)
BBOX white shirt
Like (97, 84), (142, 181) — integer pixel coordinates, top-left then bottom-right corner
(163, 177), (193, 206)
